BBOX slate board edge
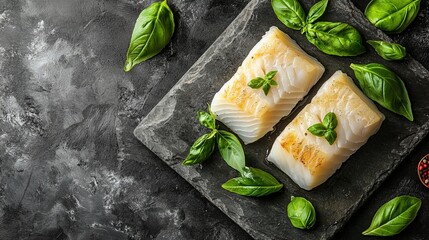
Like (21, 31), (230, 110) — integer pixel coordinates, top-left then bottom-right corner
(134, 0), (429, 239)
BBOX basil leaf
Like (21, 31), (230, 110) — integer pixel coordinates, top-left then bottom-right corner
(323, 112), (337, 129)
(248, 71), (278, 95)
(183, 132), (216, 165)
(265, 71), (278, 80)
(306, 22), (366, 56)
(306, 0), (328, 24)
(268, 79), (278, 86)
(248, 77), (265, 89)
(350, 63), (413, 121)
(262, 84), (271, 96)
(287, 196), (316, 229)
(272, 0), (306, 30)
(363, 195), (421, 236)
(367, 40), (406, 61)
(217, 130), (245, 174)
(365, 0), (421, 34)
(124, 0), (175, 72)
(307, 123), (327, 137)
(222, 167), (283, 197)
(198, 110), (216, 130)
(324, 129), (337, 145)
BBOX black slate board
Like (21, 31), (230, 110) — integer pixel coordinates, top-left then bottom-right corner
(134, 0), (429, 239)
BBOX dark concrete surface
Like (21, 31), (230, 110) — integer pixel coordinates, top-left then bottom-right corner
(0, 0), (428, 239)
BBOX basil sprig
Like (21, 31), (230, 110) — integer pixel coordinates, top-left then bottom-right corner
(222, 167), (283, 197)
(365, 0), (421, 34)
(363, 195), (421, 236)
(308, 112), (338, 145)
(124, 0), (175, 72)
(183, 105), (283, 197)
(248, 71), (278, 95)
(272, 0), (365, 56)
(287, 196), (316, 229)
(367, 40), (406, 61)
(350, 63), (413, 121)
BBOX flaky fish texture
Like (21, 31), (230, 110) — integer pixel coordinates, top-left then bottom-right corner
(268, 71), (385, 190)
(211, 26), (325, 144)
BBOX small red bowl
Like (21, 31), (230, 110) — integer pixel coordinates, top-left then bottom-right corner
(418, 154), (429, 188)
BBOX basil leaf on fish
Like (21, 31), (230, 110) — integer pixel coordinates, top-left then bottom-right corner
(248, 71), (278, 96)
(308, 112), (338, 145)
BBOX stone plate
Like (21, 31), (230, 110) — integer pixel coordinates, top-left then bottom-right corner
(134, 0), (429, 239)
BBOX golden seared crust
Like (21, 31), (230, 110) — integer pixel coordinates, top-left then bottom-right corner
(221, 68), (270, 118)
(280, 129), (327, 175)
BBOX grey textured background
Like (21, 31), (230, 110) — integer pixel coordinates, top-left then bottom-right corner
(0, 0), (428, 239)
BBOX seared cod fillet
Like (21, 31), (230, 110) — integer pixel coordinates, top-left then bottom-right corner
(268, 71), (385, 190)
(211, 26), (325, 144)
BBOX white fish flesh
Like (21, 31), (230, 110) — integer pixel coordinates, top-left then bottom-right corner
(268, 71), (385, 190)
(211, 26), (325, 144)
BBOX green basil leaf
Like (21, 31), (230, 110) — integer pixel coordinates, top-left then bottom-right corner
(323, 112), (337, 129)
(248, 77), (265, 89)
(367, 40), (406, 61)
(287, 196), (316, 229)
(307, 123), (327, 136)
(272, 0), (307, 30)
(324, 129), (337, 145)
(363, 195), (421, 236)
(365, 0), (421, 34)
(262, 84), (271, 96)
(265, 70), (278, 80)
(124, 0), (175, 72)
(306, 22), (366, 56)
(183, 132), (216, 165)
(208, 104), (216, 126)
(268, 79), (278, 86)
(197, 110), (216, 130)
(350, 63), (413, 121)
(217, 130), (245, 174)
(222, 167), (283, 197)
(307, 0), (328, 24)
